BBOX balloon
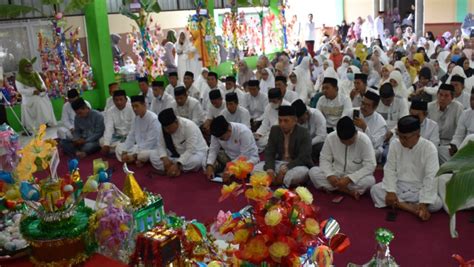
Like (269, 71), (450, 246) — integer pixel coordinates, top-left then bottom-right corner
(98, 171), (109, 183)
(83, 177), (99, 193)
(5, 188), (20, 200)
(0, 171), (14, 184)
(20, 181), (40, 201)
(329, 233), (350, 253)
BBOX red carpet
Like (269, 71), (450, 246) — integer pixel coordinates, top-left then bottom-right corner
(12, 152), (474, 266)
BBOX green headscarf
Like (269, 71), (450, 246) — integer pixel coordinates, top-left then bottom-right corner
(166, 30), (177, 44)
(16, 58), (43, 90)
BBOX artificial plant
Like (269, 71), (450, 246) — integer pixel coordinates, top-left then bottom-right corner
(436, 140), (474, 238)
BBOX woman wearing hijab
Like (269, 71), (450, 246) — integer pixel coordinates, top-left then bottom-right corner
(388, 70), (409, 99)
(288, 71), (309, 103)
(409, 67), (439, 102)
(361, 60), (380, 88)
(456, 57), (473, 78)
(339, 65), (361, 97)
(337, 55), (352, 79)
(15, 58), (57, 133)
(187, 33), (202, 81)
(378, 64), (394, 88)
(176, 31), (191, 83)
(432, 60), (446, 81)
(258, 67), (275, 95)
(311, 56), (324, 83)
(394, 60), (414, 89)
(294, 56), (313, 89)
(329, 44), (344, 70)
(163, 30), (177, 74)
(195, 67), (209, 95)
(237, 60), (255, 86)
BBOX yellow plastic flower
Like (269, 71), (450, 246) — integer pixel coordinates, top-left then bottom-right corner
(225, 156), (254, 180)
(274, 188), (289, 199)
(295, 186), (313, 204)
(269, 241), (290, 258)
(219, 182), (242, 202)
(208, 261), (223, 267)
(304, 218), (320, 235)
(245, 186), (271, 202)
(15, 154), (37, 181)
(249, 171), (271, 187)
(233, 228), (250, 244)
(239, 236), (269, 263)
(264, 209), (282, 226)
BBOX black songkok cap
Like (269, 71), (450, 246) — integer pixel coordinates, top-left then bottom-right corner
(210, 116), (229, 137)
(336, 116), (356, 140)
(323, 77), (338, 87)
(379, 83), (395, 98)
(159, 108), (178, 127)
(410, 100), (428, 111)
(174, 86), (187, 96)
(397, 115), (421, 133)
(209, 89), (222, 100)
(291, 99), (307, 117)
(278, 105), (296, 116)
(225, 92), (238, 103)
(268, 88), (282, 99)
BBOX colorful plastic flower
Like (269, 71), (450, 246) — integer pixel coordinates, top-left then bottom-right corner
(219, 216), (239, 234)
(245, 185), (272, 202)
(233, 228), (250, 244)
(249, 171), (271, 187)
(225, 156), (254, 180)
(264, 209), (282, 227)
(313, 245), (333, 267)
(219, 182), (243, 202)
(237, 235), (269, 263)
(274, 188), (289, 199)
(15, 154), (37, 181)
(304, 218), (320, 235)
(269, 241), (290, 259)
(295, 186), (313, 204)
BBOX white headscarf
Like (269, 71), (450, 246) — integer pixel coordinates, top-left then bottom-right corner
(394, 61), (413, 89)
(372, 45), (389, 65)
(293, 56), (313, 92)
(289, 71), (309, 103)
(389, 70), (409, 98)
(312, 56), (324, 82)
(339, 65), (361, 96)
(337, 55), (352, 80)
(259, 67), (275, 95)
(195, 67), (209, 93)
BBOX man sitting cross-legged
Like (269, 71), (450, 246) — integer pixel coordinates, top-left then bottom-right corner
(370, 115), (442, 221)
(205, 116), (259, 182)
(150, 108), (208, 177)
(309, 116), (376, 199)
(253, 105), (313, 187)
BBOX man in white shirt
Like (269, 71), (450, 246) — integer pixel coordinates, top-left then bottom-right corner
(202, 90), (226, 135)
(201, 72), (225, 112)
(150, 80), (175, 115)
(310, 117), (376, 199)
(371, 115), (443, 221)
(138, 77), (154, 108)
(304, 13), (316, 57)
(115, 95), (160, 167)
(221, 92), (251, 129)
(205, 116), (259, 182)
(183, 71), (200, 100)
(104, 82), (120, 112)
(409, 100), (440, 147)
(100, 90), (134, 155)
(353, 90), (388, 161)
(275, 76), (299, 103)
(427, 84), (464, 164)
(254, 106), (313, 187)
(57, 89), (90, 140)
(172, 86), (204, 127)
(377, 83), (409, 137)
(292, 99), (327, 162)
(350, 73), (377, 108)
(165, 72), (180, 96)
(150, 108), (208, 176)
(374, 12), (386, 48)
(224, 76), (247, 107)
(244, 80), (269, 132)
(316, 77), (353, 133)
(451, 75), (470, 109)
(255, 88), (290, 152)
(449, 88), (474, 154)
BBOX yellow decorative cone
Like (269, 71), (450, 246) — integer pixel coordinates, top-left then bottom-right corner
(122, 164), (147, 207)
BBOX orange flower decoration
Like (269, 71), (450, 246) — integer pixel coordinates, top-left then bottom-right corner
(225, 156), (254, 180)
(219, 182), (243, 202)
(249, 171), (271, 187)
(269, 241), (290, 261)
(233, 228), (250, 244)
(245, 186), (272, 202)
(237, 235), (269, 263)
(219, 216), (239, 234)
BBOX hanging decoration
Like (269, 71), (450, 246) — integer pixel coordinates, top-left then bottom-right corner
(37, 14), (94, 97)
(121, 0), (166, 80)
(187, 0), (219, 68)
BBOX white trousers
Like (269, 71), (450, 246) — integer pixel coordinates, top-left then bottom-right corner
(253, 161), (309, 188)
(115, 143), (153, 162)
(57, 126), (73, 140)
(438, 145), (451, 165)
(308, 167), (375, 194)
(256, 135), (269, 153)
(149, 150), (207, 172)
(370, 182), (443, 212)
